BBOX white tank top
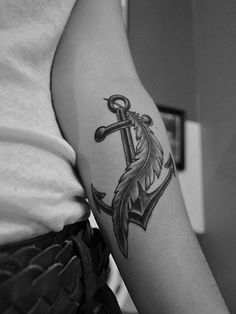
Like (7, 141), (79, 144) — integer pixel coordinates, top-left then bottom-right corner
(0, 0), (90, 244)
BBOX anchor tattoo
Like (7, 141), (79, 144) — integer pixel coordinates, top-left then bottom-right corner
(91, 95), (176, 257)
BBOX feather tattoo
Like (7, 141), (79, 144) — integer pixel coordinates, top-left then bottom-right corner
(92, 95), (175, 257)
(112, 111), (164, 255)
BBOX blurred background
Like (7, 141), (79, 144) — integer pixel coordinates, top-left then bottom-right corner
(110, 0), (236, 313)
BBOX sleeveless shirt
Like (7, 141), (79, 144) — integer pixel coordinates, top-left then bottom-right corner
(0, 0), (90, 244)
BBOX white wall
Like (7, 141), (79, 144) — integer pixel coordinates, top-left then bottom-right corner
(178, 121), (204, 233)
(194, 0), (236, 312)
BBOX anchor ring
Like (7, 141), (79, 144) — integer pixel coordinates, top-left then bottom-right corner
(107, 95), (131, 113)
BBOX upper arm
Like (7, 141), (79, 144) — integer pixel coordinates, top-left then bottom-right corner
(52, 0), (139, 149)
(53, 0), (138, 85)
(51, 1), (229, 313)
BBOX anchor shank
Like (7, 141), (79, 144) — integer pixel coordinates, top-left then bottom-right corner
(117, 108), (135, 165)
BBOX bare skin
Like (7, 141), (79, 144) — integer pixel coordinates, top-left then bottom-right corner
(52, 0), (229, 313)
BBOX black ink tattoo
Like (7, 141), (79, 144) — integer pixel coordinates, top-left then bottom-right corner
(91, 95), (175, 257)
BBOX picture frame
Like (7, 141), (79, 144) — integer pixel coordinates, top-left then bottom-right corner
(157, 104), (185, 170)
(120, 0), (129, 30)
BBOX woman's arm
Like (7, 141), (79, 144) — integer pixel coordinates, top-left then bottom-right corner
(52, 0), (229, 313)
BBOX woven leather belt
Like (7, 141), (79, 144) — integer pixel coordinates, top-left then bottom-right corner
(0, 221), (110, 314)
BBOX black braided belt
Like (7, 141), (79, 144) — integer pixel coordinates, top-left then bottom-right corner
(0, 221), (111, 314)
